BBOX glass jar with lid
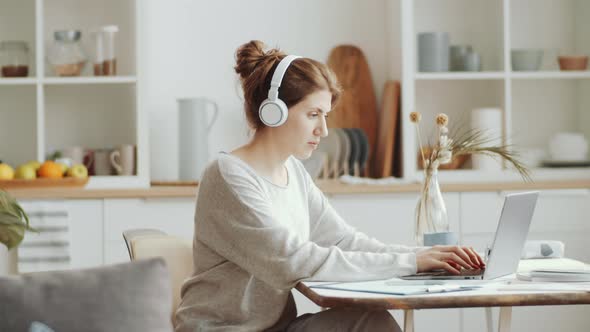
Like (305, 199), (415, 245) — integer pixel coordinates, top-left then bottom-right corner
(0, 40), (30, 77)
(47, 30), (87, 76)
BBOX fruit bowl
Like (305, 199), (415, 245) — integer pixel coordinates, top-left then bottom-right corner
(0, 177), (89, 189)
(558, 55), (589, 70)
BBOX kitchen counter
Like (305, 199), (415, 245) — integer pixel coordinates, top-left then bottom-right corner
(5, 179), (590, 199)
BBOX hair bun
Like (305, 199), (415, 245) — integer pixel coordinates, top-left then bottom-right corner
(234, 40), (284, 81)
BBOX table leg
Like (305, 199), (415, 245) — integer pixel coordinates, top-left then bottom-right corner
(404, 309), (414, 332)
(485, 307), (494, 332)
(498, 307), (512, 332)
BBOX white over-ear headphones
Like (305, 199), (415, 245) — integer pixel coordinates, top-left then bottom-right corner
(259, 54), (301, 127)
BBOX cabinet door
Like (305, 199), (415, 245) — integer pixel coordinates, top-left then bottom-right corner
(328, 193), (460, 246)
(306, 193), (462, 330)
(460, 192), (503, 252)
(68, 199), (104, 269)
(510, 189), (590, 332)
(461, 190), (590, 331)
(17, 199), (103, 272)
(103, 198), (196, 264)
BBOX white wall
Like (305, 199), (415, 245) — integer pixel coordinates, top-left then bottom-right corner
(141, 0), (400, 180)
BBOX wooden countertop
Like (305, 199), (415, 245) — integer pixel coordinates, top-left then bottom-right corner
(4, 179), (590, 199)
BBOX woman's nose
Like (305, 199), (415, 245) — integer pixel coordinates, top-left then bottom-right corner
(316, 117), (328, 138)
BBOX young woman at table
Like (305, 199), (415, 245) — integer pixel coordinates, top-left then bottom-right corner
(175, 40), (485, 332)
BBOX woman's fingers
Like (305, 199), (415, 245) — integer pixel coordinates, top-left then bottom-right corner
(437, 260), (461, 275)
(467, 247), (486, 267)
(448, 261), (462, 271)
(436, 245), (485, 269)
(451, 247), (478, 268)
(435, 246), (476, 268)
(439, 252), (471, 270)
(460, 246), (483, 267)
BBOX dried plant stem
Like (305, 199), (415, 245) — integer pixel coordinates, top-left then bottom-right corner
(415, 125), (427, 173)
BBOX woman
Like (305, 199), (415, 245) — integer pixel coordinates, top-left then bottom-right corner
(175, 40), (484, 332)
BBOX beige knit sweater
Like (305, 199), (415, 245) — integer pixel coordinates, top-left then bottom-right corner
(174, 153), (420, 332)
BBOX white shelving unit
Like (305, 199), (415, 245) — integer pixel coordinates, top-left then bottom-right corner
(0, 0), (147, 188)
(400, 0), (590, 183)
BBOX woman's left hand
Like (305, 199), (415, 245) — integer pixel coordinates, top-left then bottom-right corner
(416, 245), (485, 274)
(433, 245), (486, 270)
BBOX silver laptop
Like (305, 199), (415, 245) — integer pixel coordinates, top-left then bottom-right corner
(402, 191), (539, 280)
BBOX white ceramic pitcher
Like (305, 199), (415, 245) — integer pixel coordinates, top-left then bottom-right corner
(178, 97), (219, 181)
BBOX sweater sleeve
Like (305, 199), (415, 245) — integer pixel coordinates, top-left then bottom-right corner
(304, 169), (427, 254)
(195, 163), (417, 291)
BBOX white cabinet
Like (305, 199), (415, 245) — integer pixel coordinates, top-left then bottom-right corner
(328, 192), (460, 246)
(17, 198), (103, 272)
(325, 193), (463, 329)
(103, 197), (195, 264)
(0, 0), (147, 189)
(16, 189), (588, 330)
(460, 189), (590, 332)
(67, 199), (103, 269)
(399, 0), (590, 184)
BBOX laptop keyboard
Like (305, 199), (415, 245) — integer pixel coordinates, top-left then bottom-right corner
(412, 268), (485, 277)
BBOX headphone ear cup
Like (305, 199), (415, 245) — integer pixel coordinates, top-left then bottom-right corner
(259, 98), (288, 127)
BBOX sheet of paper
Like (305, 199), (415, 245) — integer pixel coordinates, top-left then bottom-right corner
(308, 278), (501, 296)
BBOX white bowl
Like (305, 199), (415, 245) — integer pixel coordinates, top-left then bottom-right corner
(548, 132), (588, 161)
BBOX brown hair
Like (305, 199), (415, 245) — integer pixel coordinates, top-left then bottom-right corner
(234, 40), (341, 130)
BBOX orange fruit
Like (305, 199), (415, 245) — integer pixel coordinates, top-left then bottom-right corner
(37, 161), (64, 179)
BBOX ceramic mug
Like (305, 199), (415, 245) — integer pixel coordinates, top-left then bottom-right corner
(110, 144), (135, 175)
(450, 45), (472, 71)
(417, 32), (450, 72)
(423, 231), (459, 246)
(61, 146), (93, 169)
(94, 148), (114, 175)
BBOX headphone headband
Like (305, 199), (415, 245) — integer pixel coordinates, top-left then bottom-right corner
(268, 55), (301, 101)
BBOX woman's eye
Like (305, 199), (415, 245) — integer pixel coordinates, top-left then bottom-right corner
(310, 112), (319, 117)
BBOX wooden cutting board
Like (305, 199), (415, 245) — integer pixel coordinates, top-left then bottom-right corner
(327, 45), (378, 176)
(374, 81), (401, 178)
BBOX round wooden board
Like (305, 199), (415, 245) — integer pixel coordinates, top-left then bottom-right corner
(327, 45), (378, 176)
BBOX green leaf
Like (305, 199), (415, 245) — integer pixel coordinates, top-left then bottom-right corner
(0, 190), (35, 248)
(0, 223), (25, 250)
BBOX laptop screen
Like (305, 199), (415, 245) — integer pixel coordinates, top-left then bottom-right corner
(483, 192), (539, 280)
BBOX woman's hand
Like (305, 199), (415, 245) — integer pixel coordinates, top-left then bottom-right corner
(416, 245), (486, 275)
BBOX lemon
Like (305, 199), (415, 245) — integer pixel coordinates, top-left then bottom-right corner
(25, 160), (42, 170)
(0, 163), (15, 180)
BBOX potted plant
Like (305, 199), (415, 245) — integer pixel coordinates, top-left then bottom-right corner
(0, 189), (35, 274)
(410, 112), (531, 246)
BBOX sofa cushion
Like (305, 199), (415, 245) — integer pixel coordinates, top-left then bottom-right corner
(0, 258), (174, 332)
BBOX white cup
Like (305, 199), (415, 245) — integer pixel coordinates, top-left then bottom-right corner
(423, 232), (459, 246)
(548, 132), (588, 161)
(110, 144), (135, 175)
(61, 146), (93, 168)
(61, 146), (84, 164)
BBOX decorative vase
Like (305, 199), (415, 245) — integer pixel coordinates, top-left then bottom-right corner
(0, 244), (18, 275)
(415, 168), (449, 246)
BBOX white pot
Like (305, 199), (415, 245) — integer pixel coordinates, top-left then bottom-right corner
(0, 244), (18, 275)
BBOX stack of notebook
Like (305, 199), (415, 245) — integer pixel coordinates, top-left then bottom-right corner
(517, 269), (590, 282)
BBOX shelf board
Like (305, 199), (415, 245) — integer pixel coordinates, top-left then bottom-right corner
(0, 77), (37, 85)
(423, 168), (590, 184)
(415, 72), (505, 80)
(86, 175), (149, 189)
(510, 71), (590, 80)
(42, 76), (138, 85)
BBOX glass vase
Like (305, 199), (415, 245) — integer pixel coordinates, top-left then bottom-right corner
(415, 168), (449, 245)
